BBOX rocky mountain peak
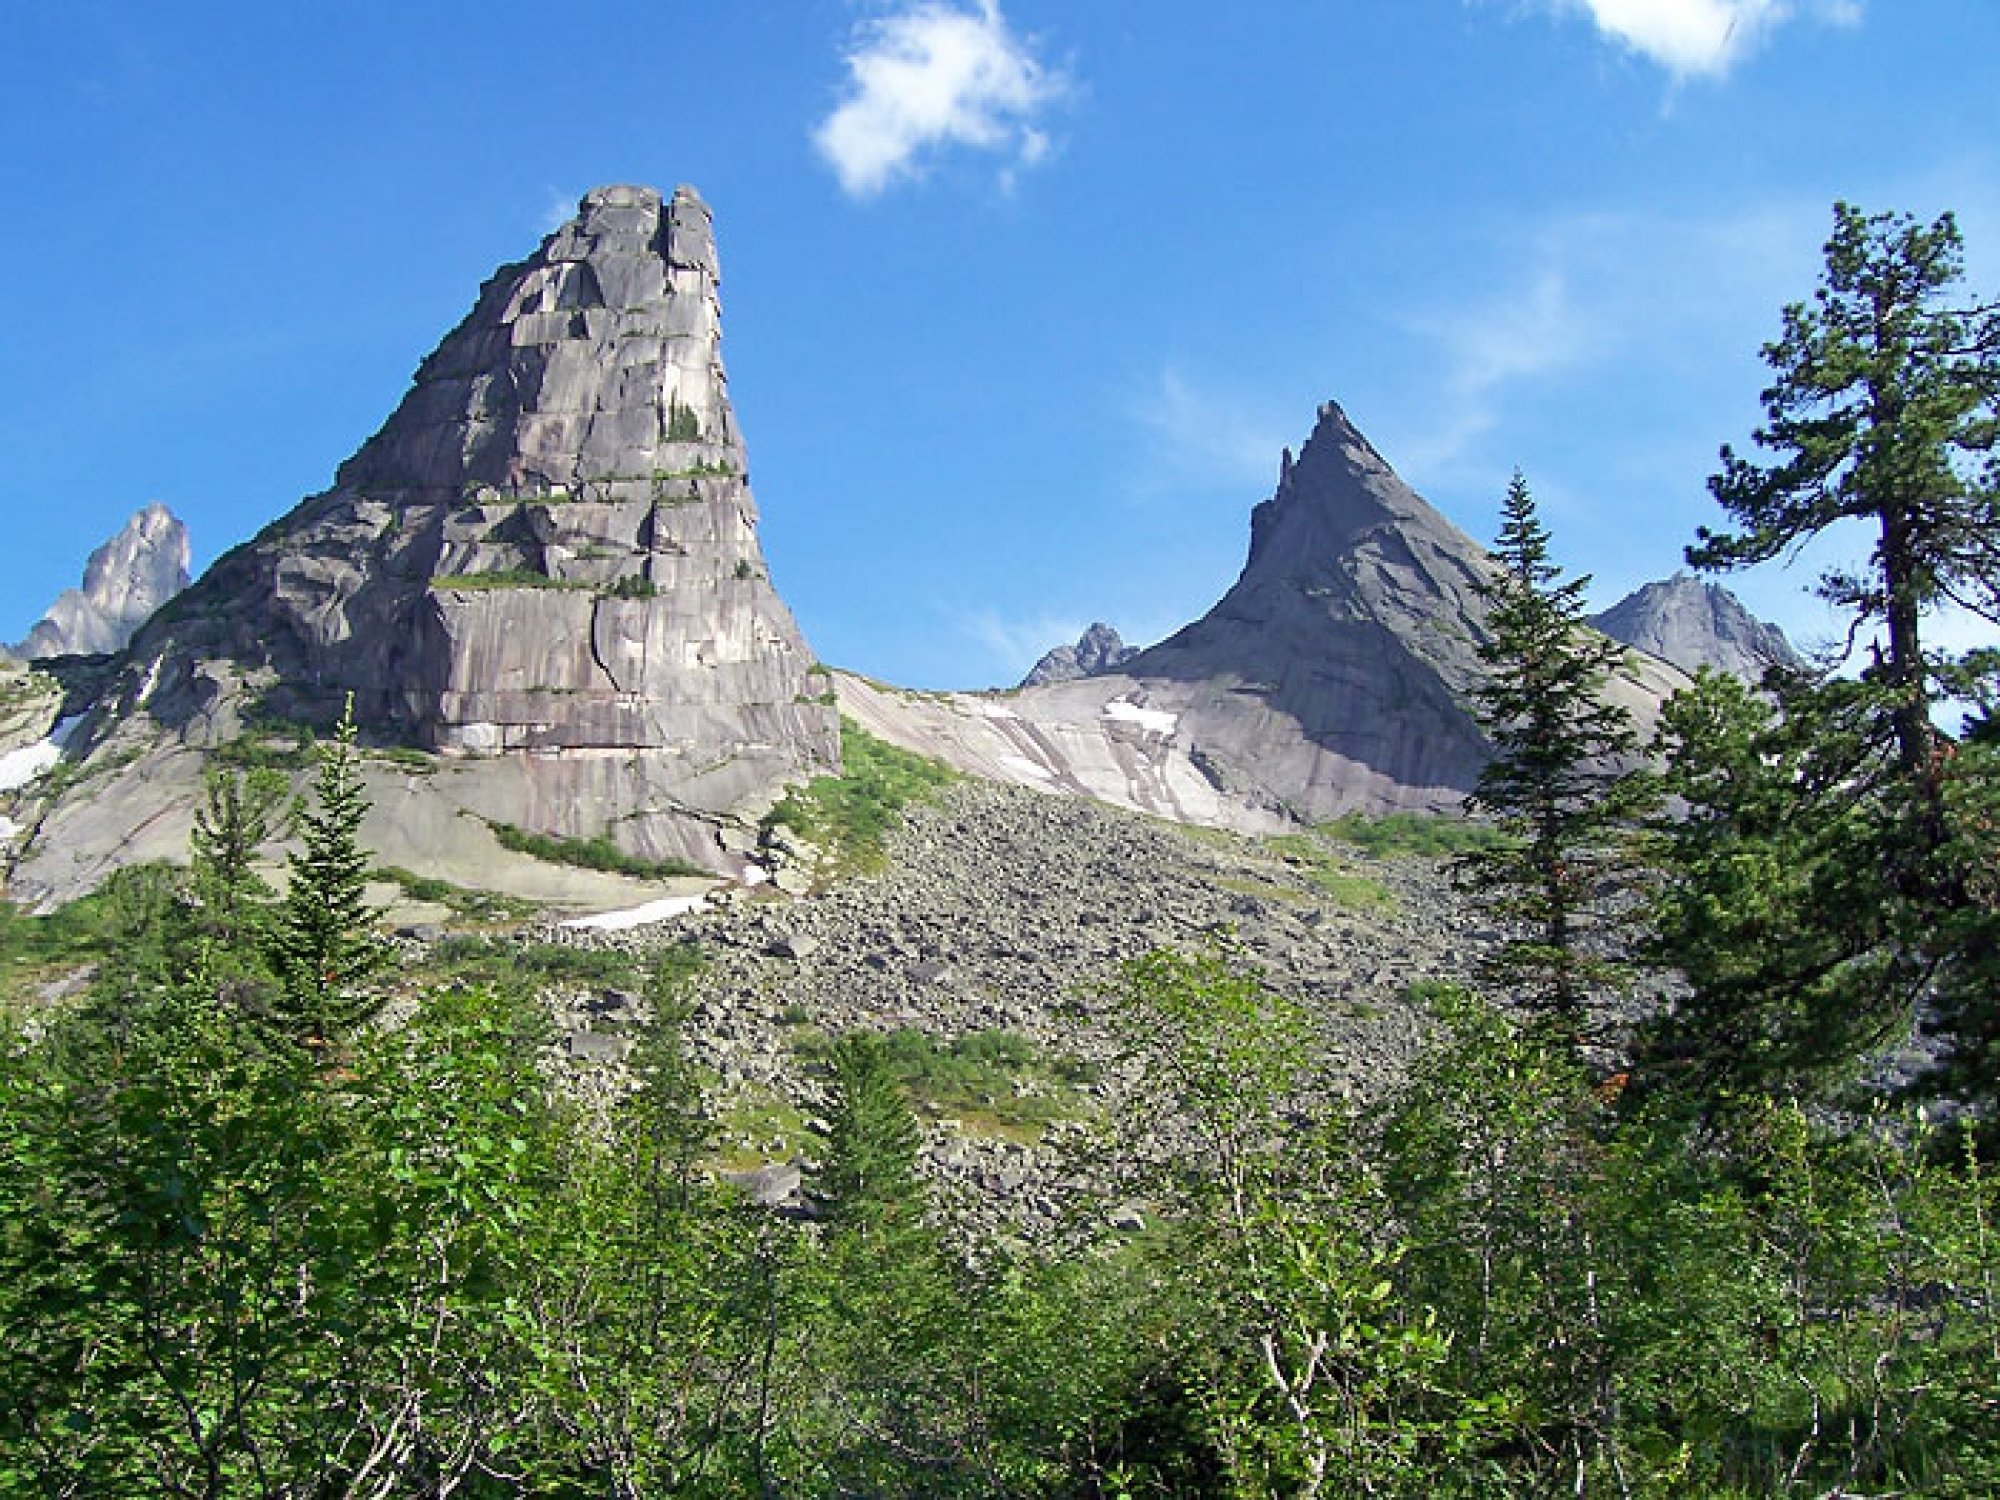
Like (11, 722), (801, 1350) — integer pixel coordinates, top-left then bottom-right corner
(16, 185), (836, 901)
(17, 503), (190, 659)
(337, 182), (738, 502)
(1591, 573), (1802, 682)
(1018, 623), (1139, 688)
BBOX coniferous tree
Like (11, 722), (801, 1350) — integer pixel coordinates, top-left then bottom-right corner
(1459, 472), (1653, 1036)
(1676, 204), (2000, 1127)
(816, 1033), (922, 1235)
(267, 698), (387, 1050)
(1692, 202), (2000, 790)
(189, 765), (286, 954)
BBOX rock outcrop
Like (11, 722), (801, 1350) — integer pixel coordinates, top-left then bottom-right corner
(17, 504), (190, 659)
(1591, 574), (1802, 682)
(11, 186), (837, 904)
(1018, 623), (1138, 687)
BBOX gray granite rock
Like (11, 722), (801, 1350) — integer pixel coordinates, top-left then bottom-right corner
(13, 186), (836, 901)
(1591, 573), (1803, 682)
(17, 504), (190, 659)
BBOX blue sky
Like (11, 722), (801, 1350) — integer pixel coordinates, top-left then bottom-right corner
(4, 1), (1996, 688)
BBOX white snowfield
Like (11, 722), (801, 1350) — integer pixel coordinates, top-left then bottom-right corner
(560, 893), (710, 931)
(1101, 699), (1178, 735)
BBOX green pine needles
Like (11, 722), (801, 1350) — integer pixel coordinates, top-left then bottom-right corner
(1458, 472), (1653, 1034)
(267, 697), (389, 1051)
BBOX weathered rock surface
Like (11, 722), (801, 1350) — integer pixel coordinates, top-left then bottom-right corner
(850, 402), (1689, 825)
(1592, 574), (1803, 682)
(1018, 622), (1138, 687)
(16, 504), (190, 660)
(11, 186), (837, 904)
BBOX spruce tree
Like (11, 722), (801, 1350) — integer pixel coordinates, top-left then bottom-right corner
(189, 765), (286, 952)
(1459, 472), (1652, 1036)
(267, 698), (387, 1051)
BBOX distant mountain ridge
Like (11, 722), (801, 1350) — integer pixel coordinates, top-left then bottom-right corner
(16, 504), (189, 660)
(1591, 574), (1802, 681)
(1019, 623), (1138, 687)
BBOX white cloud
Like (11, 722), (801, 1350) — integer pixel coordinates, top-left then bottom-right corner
(1540, 0), (1862, 78)
(814, 1), (1064, 198)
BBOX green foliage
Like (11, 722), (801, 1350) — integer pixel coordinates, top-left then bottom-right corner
(1460, 471), (1655, 1029)
(371, 865), (538, 923)
(764, 716), (957, 878)
(796, 1025), (1093, 1138)
(600, 572), (657, 599)
(815, 1032), (925, 1233)
(1319, 808), (1509, 859)
(1264, 830), (1397, 909)
(665, 395), (702, 443)
(488, 820), (708, 879)
(1693, 202), (2000, 781)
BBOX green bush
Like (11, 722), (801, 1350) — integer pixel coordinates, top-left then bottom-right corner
(1317, 809), (1508, 859)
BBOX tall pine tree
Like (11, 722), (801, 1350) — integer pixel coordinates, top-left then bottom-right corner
(267, 698), (387, 1051)
(1459, 472), (1652, 1037)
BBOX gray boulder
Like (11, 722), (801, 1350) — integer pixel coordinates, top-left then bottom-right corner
(18, 504), (190, 659)
(1591, 574), (1803, 682)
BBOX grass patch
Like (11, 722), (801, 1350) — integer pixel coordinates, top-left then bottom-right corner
(1262, 832), (1397, 911)
(373, 867), (537, 924)
(1316, 810), (1506, 860)
(422, 935), (703, 996)
(717, 1089), (812, 1170)
(795, 1026), (1094, 1140)
(763, 718), (957, 879)
(489, 822), (709, 880)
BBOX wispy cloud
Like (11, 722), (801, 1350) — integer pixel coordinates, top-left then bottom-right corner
(958, 606), (1089, 680)
(814, 1), (1065, 198)
(1394, 201), (1833, 479)
(1530, 0), (1862, 79)
(1127, 367), (1294, 495)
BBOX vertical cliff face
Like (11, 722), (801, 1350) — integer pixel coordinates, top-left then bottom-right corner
(15, 186), (837, 899)
(137, 184), (831, 775)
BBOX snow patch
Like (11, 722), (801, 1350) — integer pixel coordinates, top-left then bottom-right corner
(561, 893), (709, 931)
(1102, 700), (1178, 735)
(971, 699), (1021, 720)
(0, 815), (19, 842)
(136, 657), (164, 708)
(0, 738), (63, 793)
(742, 862), (772, 887)
(998, 753), (1054, 783)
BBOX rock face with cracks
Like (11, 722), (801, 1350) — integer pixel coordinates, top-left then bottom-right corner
(9, 186), (836, 904)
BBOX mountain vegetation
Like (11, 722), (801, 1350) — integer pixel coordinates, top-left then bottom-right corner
(0, 202), (1997, 1495)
